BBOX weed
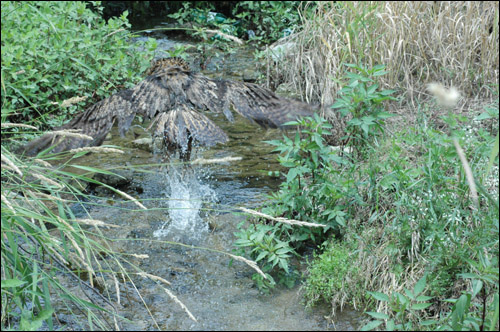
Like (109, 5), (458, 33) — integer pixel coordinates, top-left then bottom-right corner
(331, 63), (396, 157)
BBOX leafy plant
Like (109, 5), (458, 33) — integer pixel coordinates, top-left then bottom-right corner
(303, 241), (355, 308)
(362, 274), (434, 331)
(234, 114), (352, 291)
(233, 222), (293, 293)
(233, 1), (308, 43)
(331, 63), (397, 157)
(265, 114), (349, 234)
(168, 3), (241, 69)
(1, 1), (156, 128)
(436, 252), (499, 331)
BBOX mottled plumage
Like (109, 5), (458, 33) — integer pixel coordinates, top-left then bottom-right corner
(24, 58), (315, 160)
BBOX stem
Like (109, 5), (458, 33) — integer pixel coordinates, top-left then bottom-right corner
(480, 284), (486, 332)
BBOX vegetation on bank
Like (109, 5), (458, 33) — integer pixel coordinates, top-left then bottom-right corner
(235, 64), (499, 330)
(1, 1), (156, 129)
(232, 1), (499, 331)
(1, 2), (157, 330)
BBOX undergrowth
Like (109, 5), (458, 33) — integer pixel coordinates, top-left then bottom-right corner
(235, 63), (499, 331)
(1, 1), (156, 129)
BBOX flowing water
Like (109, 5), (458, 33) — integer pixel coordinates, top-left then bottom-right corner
(64, 30), (363, 330)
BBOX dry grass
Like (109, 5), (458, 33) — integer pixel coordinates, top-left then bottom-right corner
(239, 207), (328, 228)
(266, 1), (498, 133)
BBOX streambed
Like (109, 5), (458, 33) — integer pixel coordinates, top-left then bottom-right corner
(61, 32), (362, 330)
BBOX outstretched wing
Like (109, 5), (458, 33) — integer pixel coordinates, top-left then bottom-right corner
(23, 61), (315, 157)
(215, 79), (315, 127)
(23, 89), (136, 155)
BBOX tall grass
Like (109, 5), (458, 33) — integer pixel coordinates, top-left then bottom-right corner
(1, 133), (156, 329)
(1, 123), (269, 330)
(265, 1), (499, 140)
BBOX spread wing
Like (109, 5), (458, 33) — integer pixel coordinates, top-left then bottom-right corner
(23, 62), (315, 157)
(216, 79), (315, 127)
(23, 89), (136, 155)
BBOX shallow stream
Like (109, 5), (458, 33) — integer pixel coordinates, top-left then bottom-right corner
(64, 29), (362, 330)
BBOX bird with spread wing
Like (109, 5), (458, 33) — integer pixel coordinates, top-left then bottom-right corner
(23, 58), (315, 160)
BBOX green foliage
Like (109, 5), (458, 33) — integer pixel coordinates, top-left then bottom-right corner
(164, 44), (189, 61)
(436, 254), (499, 331)
(233, 222), (294, 293)
(233, 1), (307, 43)
(313, 97), (498, 330)
(168, 1), (310, 45)
(363, 260), (499, 331)
(362, 274), (434, 331)
(168, 3), (240, 67)
(237, 62), (498, 330)
(1, 1), (156, 127)
(234, 114), (352, 291)
(264, 114), (352, 238)
(303, 241), (354, 308)
(331, 63), (397, 157)
(0, 2), (161, 329)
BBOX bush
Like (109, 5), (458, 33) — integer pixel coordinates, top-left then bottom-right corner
(233, 1), (307, 43)
(1, 1), (156, 128)
(331, 63), (396, 155)
(313, 97), (499, 329)
(234, 114), (354, 292)
(303, 241), (358, 310)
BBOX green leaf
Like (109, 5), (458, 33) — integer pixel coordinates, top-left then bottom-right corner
(471, 279), (483, 299)
(404, 288), (415, 300)
(33, 308), (54, 323)
(255, 251), (268, 262)
(335, 214), (346, 227)
(286, 168), (299, 182)
(368, 291), (389, 302)
(413, 274), (427, 296)
(474, 112), (492, 121)
(361, 320), (383, 331)
(420, 319), (438, 326)
(386, 319), (396, 331)
(410, 302), (432, 310)
(379, 89), (396, 95)
(1, 279), (27, 288)
(415, 295), (433, 301)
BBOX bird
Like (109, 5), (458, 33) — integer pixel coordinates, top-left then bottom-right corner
(23, 57), (316, 161)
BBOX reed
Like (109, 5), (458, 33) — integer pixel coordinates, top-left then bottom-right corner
(266, 1), (498, 135)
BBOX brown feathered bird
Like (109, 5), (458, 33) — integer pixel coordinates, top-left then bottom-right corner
(23, 58), (315, 160)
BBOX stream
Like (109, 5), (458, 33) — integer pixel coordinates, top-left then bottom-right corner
(61, 25), (362, 331)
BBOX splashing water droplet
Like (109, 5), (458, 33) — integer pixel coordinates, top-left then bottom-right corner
(153, 162), (217, 242)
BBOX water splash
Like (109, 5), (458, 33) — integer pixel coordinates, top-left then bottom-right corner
(153, 162), (217, 242)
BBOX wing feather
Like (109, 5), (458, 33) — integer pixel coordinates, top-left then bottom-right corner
(23, 61), (315, 157)
(23, 89), (135, 155)
(154, 106), (228, 153)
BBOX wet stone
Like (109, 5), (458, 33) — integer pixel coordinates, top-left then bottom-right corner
(242, 68), (259, 82)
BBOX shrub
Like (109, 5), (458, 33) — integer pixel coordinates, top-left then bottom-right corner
(234, 114), (354, 291)
(1, 1), (156, 128)
(303, 241), (358, 310)
(331, 63), (396, 155)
